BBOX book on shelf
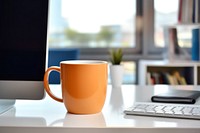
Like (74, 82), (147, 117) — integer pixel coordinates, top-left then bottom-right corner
(164, 27), (180, 61)
(152, 72), (161, 84)
(160, 72), (169, 84)
(178, 0), (182, 23)
(178, 0), (200, 23)
(166, 73), (176, 85)
(146, 72), (159, 85)
(191, 28), (200, 61)
(172, 71), (187, 85)
(194, 0), (200, 23)
(146, 72), (152, 85)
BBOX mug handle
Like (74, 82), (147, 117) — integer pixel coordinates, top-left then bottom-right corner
(43, 66), (63, 102)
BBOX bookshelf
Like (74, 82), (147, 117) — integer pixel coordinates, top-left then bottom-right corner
(164, 0), (200, 62)
(138, 1), (200, 85)
(139, 60), (200, 85)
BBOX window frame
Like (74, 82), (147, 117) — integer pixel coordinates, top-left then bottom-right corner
(143, 0), (164, 55)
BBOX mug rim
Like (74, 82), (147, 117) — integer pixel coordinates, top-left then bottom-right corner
(60, 60), (108, 65)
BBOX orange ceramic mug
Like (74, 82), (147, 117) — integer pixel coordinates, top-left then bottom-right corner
(44, 60), (108, 114)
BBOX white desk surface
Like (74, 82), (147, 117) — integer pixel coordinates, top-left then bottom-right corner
(1, 85), (200, 133)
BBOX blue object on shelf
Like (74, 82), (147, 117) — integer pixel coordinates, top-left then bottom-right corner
(48, 48), (80, 84)
(191, 28), (200, 61)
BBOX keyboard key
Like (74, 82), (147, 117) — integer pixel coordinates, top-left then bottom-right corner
(133, 108), (145, 113)
(164, 111), (174, 115)
(146, 110), (155, 113)
(192, 108), (200, 114)
(155, 110), (165, 114)
(182, 107), (193, 114)
(173, 111), (183, 115)
(193, 113), (200, 117)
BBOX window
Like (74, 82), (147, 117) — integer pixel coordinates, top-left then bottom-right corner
(48, 0), (138, 84)
(48, 0), (136, 48)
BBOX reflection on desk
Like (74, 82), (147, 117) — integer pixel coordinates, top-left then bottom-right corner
(50, 112), (106, 127)
(0, 85), (200, 133)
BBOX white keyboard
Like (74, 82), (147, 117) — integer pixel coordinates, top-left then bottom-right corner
(124, 102), (200, 120)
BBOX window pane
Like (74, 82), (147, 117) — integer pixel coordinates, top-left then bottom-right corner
(122, 62), (136, 84)
(48, 0), (136, 48)
(154, 0), (179, 47)
(177, 27), (192, 48)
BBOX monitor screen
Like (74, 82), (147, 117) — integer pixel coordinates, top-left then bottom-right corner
(0, 0), (49, 100)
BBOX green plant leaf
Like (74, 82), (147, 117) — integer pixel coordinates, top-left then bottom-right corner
(110, 48), (123, 65)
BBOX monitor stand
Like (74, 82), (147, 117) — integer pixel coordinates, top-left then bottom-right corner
(0, 99), (15, 115)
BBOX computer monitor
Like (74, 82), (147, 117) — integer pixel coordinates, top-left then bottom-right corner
(0, 0), (49, 113)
